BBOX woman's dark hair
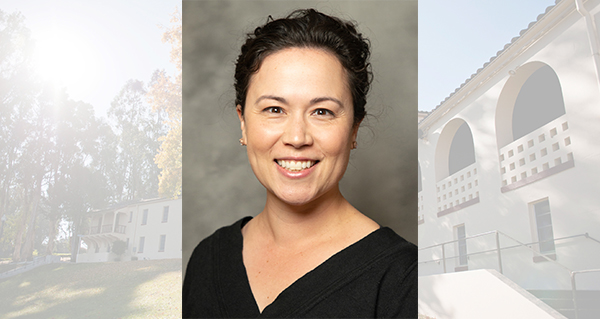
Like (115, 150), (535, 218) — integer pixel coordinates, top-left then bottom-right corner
(234, 8), (372, 127)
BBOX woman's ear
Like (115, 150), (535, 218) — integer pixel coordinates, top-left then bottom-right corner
(236, 105), (247, 143)
(351, 119), (362, 143)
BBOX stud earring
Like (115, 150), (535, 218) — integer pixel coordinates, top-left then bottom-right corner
(239, 138), (246, 146)
(351, 141), (357, 149)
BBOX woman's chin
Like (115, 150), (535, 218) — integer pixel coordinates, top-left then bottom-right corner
(279, 195), (315, 206)
(273, 190), (320, 207)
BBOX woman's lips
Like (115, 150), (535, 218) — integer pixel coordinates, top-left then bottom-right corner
(276, 159), (317, 171)
(274, 159), (319, 178)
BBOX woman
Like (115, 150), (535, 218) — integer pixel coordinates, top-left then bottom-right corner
(183, 9), (417, 318)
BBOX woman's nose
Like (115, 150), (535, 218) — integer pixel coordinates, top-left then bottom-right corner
(281, 115), (313, 148)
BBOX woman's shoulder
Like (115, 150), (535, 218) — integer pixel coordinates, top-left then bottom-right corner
(188, 216), (252, 260)
(183, 216), (251, 298)
(369, 228), (417, 317)
(361, 226), (417, 269)
(183, 216), (253, 317)
(379, 227), (417, 257)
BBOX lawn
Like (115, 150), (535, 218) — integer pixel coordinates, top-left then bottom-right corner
(0, 262), (21, 274)
(0, 258), (181, 319)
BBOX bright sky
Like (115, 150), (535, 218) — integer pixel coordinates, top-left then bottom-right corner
(2, 0), (179, 117)
(419, 0), (558, 112)
(4, 1), (557, 116)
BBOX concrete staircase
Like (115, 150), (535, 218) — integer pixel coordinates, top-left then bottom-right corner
(419, 269), (566, 318)
(528, 290), (600, 319)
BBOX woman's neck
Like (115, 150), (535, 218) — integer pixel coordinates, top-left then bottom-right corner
(254, 186), (355, 248)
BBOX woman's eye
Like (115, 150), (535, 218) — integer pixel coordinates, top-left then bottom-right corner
(314, 109), (333, 116)
(265, 107), (282, 113)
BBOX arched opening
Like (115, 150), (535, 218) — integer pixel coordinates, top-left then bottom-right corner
(512, 65), (566, 140)
(435, 118), (476, 181)
(496, 62), (573, 192)
(496, 62), (566, 148)
(448, 122), (476, 176)
(434, 118), (480, 215)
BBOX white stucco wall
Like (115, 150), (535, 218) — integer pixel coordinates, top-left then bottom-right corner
(77, 197), (182, 263)
(419, 0), (600, 292)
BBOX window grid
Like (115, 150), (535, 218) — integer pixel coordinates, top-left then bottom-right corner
(499, 117), (573, 188)
(436, 164), (480, 213)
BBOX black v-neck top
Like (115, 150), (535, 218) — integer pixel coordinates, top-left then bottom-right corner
(183, 217), (417, 318)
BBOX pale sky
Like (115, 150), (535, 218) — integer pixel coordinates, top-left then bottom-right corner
(419, 0), (558, 112)
(4, 1), (558, 116)
(2, 0), (179, 118)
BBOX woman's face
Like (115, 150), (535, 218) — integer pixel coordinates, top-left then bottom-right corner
(237, 47), (358, 206)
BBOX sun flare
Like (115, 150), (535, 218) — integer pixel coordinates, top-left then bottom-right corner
(32, 25), (101, 97)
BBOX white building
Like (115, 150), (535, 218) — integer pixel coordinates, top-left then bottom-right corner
(77, 197), (182, 263)
(418, 0), (600, 318)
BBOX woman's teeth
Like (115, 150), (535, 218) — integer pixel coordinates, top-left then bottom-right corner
(276, 160), (316, 171)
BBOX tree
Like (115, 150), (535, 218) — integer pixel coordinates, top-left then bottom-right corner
(111, 240), (127, 261)
(0, 8), (177, 262)
(108, 79), (164, 201)
(0, 10), (48, 262)
(147, 9), (182, 198)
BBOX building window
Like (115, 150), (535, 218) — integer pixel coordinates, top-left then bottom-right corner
(138, 237), (145, 253)
(162, 206), (169, 223)
(455, 224), (467, 266)
(418, 163), (423, 193)
(533, 199), (556, 254)
(159, 235), (166, 252)
(94, 243), (99, 253)
(129, 211), (133, 223)
(141, 209), (148, 225)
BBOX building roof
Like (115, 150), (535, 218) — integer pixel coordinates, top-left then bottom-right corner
(88, 197), (180, 215)
(421, 0), (561, 124)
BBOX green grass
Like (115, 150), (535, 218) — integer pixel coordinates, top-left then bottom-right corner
(0, 258), (181, 319)
(0, 262), (22, 274)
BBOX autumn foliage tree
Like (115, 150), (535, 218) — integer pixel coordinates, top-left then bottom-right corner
(0, 8), (179, 262)
(147, 9), (182, 198)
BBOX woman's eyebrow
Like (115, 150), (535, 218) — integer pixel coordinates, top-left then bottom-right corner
(255, 95), (344, 108)
(255, 95), (287, 105)
(310, 97), (344, 108)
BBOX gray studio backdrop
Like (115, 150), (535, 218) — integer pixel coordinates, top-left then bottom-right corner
(182, 0), (417, 272)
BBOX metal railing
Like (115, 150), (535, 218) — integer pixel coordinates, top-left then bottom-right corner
(87, 225), (126, 235)
(114, 225), (126, 234)
(419, 231), (600, 319)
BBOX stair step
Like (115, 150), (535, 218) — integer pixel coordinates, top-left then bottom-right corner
(559, 308), (600, 319)
(528, 290), (600, 319)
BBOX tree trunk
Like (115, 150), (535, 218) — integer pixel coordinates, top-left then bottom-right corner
(12, 198), (29, 262)
(21, 176), (42, 261)
(45, 215), (58, 255)
(70, 216), (82, 262)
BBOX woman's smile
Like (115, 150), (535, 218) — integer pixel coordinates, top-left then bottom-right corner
(274, 158), (320, 180)
(275, 159), (318, 172)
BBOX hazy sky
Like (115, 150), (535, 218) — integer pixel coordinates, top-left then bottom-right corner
(3, 1), (557, 115)
(419, 0), (558, 111)
(2, 0), (179, 118)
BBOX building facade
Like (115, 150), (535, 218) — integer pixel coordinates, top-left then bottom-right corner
(76, 197), (182, 263)
(419, 0), (600, 316)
